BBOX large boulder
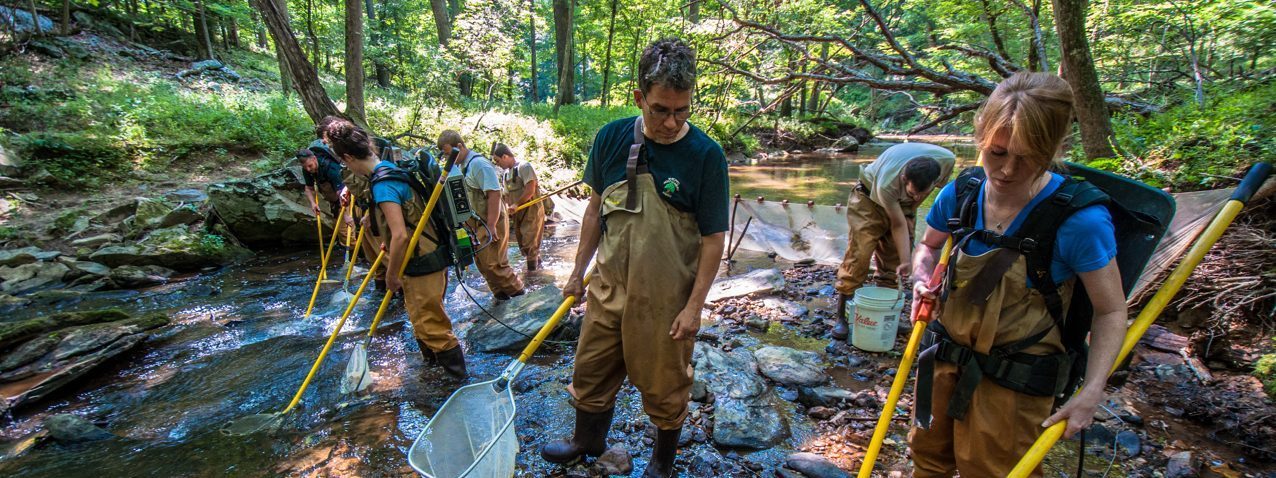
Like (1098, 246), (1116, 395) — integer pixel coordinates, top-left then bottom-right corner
(89, 227), (250, 271)
(133, 197), (174, 230)
(707, 268), (786, 303)
(463, 286), (569, 352)
(694, 347), (788, 449)
(207, 168), (327, 246)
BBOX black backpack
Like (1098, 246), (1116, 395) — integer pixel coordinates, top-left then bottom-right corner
(367, 149), (475, 276)
(946, 163), (1174, 398)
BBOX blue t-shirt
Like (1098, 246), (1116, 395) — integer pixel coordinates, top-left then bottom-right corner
(370, 161), (413, 207)
(925, 172), (1117, 286)
(584, 117), (730, 236)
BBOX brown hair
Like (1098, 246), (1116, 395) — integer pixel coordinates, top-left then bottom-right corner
(314, 115), (347, 139)
(437, 130), (464, 150)
(974, 72), (1074, 172)
(491, 143), (513, 158)
(325, 121), (377, 161)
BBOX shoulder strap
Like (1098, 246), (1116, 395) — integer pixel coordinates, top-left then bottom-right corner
(626, 116), (645, 210)
(1010, 176), (1110, 325)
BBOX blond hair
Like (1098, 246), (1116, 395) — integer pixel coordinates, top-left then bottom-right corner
(974, 72), (1074, 172)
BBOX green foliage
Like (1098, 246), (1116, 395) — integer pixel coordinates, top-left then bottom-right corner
(1107, 81), (1276, 189)
(12, 132), (129, 188)
(0, 226), (18, 242)
(1256, 347), (1276, 399)
(197, 233), (228, 255)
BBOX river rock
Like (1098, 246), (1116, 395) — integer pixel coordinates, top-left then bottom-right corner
(1, 312), (168, 412)
(207, 168), (325, 245)
(463, 285), (568, 352)
(694, 347), (787, 449)
(69, 233), (121, 249)
(159, 204), (204, 228)
(1166, 451), (1197, 478)
(707, 268), (786, 303)
(0, 246), (61, 266)
(133, 197), (174, 230)
(595, 446), (633, 475)
(90, 227), (249, 270)
(58, 259), (111, 282)
(786, 452), (849, 478)
(44, 414), (114, 443)
(109, 265), (174, 288)
(0, 262), (70, 294)
(762, 298), (809, 320)
(754, 346), (827, 387)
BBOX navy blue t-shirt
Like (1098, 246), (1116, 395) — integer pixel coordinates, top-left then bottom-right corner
(583, 117), (730, 236)
(303, 156), (346, 191)
(925, 172), (1117, 287)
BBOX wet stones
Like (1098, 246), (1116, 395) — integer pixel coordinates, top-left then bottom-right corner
(594, 446), (632, 475)
(1166, 451), (1197, 478)
(707, 268), (786, 303)
(108, 265), (175, 288)
(754, 346), (828, 387)
(45, 414), (115, 444)
(0, 261), (70, 294)
(463, 286), (569, 352)
(693, 347), (788, 449)
(785, 452), (849, 478)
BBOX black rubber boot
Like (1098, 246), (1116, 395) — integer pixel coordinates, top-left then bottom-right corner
(832, 294), (850, 341)
(416, 339), (437, 365)
(540, 408), (615, 465)
(435, 346), (467, 379)
(642, 427), (680, 477)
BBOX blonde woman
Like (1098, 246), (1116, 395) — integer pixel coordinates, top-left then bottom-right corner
(907, 72), (1127, 476)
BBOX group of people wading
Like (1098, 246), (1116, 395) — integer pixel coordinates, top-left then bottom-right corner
(300, 36), (1126, 477)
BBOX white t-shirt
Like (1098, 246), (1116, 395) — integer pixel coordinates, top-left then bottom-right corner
(862, 142), (957, 208)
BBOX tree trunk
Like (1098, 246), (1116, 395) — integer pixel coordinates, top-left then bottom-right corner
(61, 0), (71, 35)
(429, 0), (451, 46)
(345, 0), (367, 127)
(600, 0), (617, 106)
(364, 0), (391, 88)
(688, 0), (699, 23)
(28, 0), (41, 36)
(528, 0), (538, 102)
(578, 31), (587, 101)
(252, 0), (341, 122)
(553, 0), (575, 108)
(1051, 0), (1116, 159)
(228, 18), (240, 47)
(194, 0), (214, 59)
(252, 9), (267, 48)
(305, 0), (320, 66)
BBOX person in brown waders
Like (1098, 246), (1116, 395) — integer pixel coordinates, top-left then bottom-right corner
(492, 143), (546, 272)
(831, 142), (954, 341)
(540, 38), (729, 477)
(907, 72), (1128, 476)
(437, 131), (526, 300)
(327, 122), (467, 378)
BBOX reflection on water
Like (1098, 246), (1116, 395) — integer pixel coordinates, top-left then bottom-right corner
(729, 141), (978, 205)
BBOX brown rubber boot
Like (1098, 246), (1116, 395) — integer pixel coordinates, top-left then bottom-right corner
(832, 294), (850, 340)
(540, 408), (615, 465)
(435, 346), (467, 379)
(642, 427), (681, 477)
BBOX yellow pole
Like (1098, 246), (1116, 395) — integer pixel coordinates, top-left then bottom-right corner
(517, 271), (592, 363)
(282, 246), (386, 415)
(304, 201), (350, 318)
(365, 151), (463, 335)
(1007, 163), (1271, 477)
(857, 241), (952, 478)
(319, 201), (349, 280)
(514, 180), (582, 213)
(344, 224), (366, 283)
(313, 205), (326, 277)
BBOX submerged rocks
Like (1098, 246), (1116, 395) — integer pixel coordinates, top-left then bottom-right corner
(108, 265), (175, 288)
(207, 168), (323, 246)
(754, 346), (828, 387)
(45, 414), (115, 444)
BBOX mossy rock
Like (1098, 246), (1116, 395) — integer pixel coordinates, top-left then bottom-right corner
(0, 309), (131, 349)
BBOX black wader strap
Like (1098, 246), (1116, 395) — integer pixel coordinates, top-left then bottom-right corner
(915, 323), (939, 429)
(626, 117), (645, 211)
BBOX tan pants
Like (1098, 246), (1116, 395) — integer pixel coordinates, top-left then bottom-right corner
(570, 174), (700, 430)
(469, 211), (524, 295)
(360, 224), (385, 280)
(401, 269), (458, 352)
(510, 201), (546, 268)
(835, 185), (914, 296)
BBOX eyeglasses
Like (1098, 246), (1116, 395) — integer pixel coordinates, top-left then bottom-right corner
(640, 94), (692, 122)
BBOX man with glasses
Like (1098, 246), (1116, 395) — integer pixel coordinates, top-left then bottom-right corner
(832, 143), (955, 343)
(541, 37), (728, 478)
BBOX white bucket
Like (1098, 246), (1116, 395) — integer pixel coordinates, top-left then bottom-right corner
(851, 286), (905, 352)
